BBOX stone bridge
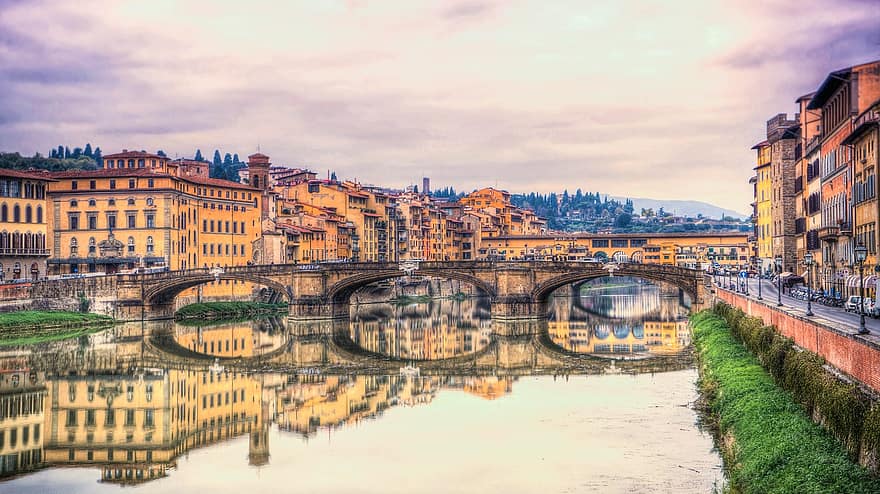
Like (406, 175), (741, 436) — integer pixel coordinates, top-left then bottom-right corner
(29, 261), (708, 320)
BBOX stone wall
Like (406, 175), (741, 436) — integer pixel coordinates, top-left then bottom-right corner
(717, 288), (880, 393)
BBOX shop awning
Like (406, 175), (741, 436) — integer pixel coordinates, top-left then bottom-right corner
(865, 275), (877, 289)
(847, 275), (861, 288)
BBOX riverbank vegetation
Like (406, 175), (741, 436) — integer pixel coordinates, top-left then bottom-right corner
(691, 308), (880, 493)
(389, 295), (432, 305)
(0, 311), (113, 346)
(175, 302), (287, 320)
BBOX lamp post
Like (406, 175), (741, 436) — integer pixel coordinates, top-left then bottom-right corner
(757, 263), (763, 300)
(804, 252), (814, 316)
(775, 256), (783, 306)
(856, 244), (869, 335)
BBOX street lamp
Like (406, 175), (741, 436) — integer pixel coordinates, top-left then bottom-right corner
(856, 244), (869, 335)
(775, 256), (783, 306)
(804, 252), (814, 316)
(757, 263), (763, 300)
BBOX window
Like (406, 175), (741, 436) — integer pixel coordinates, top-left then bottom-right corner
(146, 214), (155, 228)
(70, 200), (78, 208)
(108, 198), (115, 206)
(109, 179), (116, 189)
(146, 236), (154, 253)
(128, 237), (135, 253)
(147, 179), (154, 188)
(24, 205), (31, 223)
(129, 179), (135, 189)
(13, 205), (19, 222)
(88, 215), (97, 230)
(70, 238), (78, 257)
(107, 214), (116, 230)
(88, 199), (96, 207)
(146, 197), (154, 206)
(144, 410), (154, 427)
(127, 214), (136, 228)
(71, 180), (78, 190)
(125, 410), (135, 426)
(66, 410), (77, 426)
(86, 410), (96, 426)
(138, 159), (145, 168)
(89, 180), (96, 190)
(88, 237), (96, 255)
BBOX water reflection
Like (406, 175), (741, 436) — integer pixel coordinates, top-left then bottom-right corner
(170, 318), (287, 359)
(349, 297), (493, 360)
(0, 279), (724, 492)
(548, 278), (691, 356)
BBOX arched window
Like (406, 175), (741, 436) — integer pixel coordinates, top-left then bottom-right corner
(146, 236), (154, 253)
(36, 206), (42, 223)
(0, 231), (6, 249)
(146, 197), (154, 206)
(108, 198), (116, 206)
(11, 232), (19, 249)
(88, 199), (96, 207)
(127, 236), (135, 253)
(127, 198), (135, 206)
(36, 233), (44, 250)
(12, 205), (20, 222)
(69, 200), (78, 208)
(88, 237), (96, 255)
(24, 205), (31, 223)
(0, 203), (6, 222)
(70, 238), (78, 257)
(253, 176), (259, 188)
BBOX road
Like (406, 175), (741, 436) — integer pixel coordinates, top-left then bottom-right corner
(710, 275), (880, 342)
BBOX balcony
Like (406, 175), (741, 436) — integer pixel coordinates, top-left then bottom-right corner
(818, 226), (840, 241)
(0, 248), (50, 256)
(839, 221), (852, 235)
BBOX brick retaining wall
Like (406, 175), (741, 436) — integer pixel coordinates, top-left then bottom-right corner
(716, 289), (880, 393)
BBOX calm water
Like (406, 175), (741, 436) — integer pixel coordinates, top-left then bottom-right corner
(0, 278), (724, 493)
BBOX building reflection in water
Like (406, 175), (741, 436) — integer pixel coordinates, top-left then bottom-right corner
(548, 278), (691, 356)
(349, 297), (493, 360)
(0, 277), (693, 485)
(172, 318), (287, 358)
(0, 343), (514, 484)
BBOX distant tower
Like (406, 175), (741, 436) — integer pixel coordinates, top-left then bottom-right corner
(246, 153), (271, 191)
(247, 153), (272, 221)
(422, 177), (430, 196)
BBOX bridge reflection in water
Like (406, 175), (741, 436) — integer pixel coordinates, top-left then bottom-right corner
(0, 277), (716, 491)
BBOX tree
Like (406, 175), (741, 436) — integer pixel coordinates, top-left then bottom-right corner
(614, 213), (632, 228)
(156, 150), (167, 157)
(223, 153), (233, 166)
(93, 147), (102, 165)
(194, 149), (204, 161)
(72, 147), (83, 158)
(50, 148), (57, 158)
(330, 171), (337, 181)
(57, 145), (64, 159)
(84, 143), (93, 157)
(64, 146), (71, 159)
(213, 150), (222, 166)
(233, 153), (240, 164)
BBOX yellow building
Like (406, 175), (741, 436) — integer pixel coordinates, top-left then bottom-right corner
(845, 101), (880, 292)
(0, 169), (51, 281)
(752, 141), (773, 273)
(46, 151), (261, 274)
(0, 366), (45, 478)
(479, 233), (749, 269)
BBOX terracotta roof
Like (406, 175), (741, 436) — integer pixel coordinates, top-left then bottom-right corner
(0, 168), (56, 181)
(179, 174), (260, 191)
(248, 153), (270, 160)
(49, 168), (169, 179)
(103, 150), (168, 160)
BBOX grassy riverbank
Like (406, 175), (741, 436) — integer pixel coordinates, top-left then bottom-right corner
(389, 294), (432, 305)
(691, 309), (880, 493)
(0, 311), (114, 346)
(175, 302), (287, 320)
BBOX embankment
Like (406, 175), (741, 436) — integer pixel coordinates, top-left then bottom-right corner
(0, 311), (114, 346)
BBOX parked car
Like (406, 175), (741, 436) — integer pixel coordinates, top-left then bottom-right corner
(845, 296), (866, 313)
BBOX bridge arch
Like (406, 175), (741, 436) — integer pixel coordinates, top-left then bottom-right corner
(325, 268), (497, 304)
(144, 273), (291, 305)
(531, 265), (699, 307)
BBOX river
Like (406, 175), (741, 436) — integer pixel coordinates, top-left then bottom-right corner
(0, 277), (724, 493)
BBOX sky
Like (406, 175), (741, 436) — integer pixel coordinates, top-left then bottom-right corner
(0, 0), (878, 213)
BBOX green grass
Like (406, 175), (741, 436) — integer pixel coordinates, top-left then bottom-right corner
(175, 301), (287, 320)
(691, 310), (880, 494)
(0, 311), (114, 346)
